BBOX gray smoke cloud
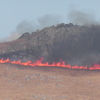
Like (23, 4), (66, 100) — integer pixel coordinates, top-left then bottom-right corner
(16, 20), (37, 33)
(66, 52), (100, 66)
(68, 10), (99, 26)
(2, 14), (61, 42)
(37, 14), (61, 29)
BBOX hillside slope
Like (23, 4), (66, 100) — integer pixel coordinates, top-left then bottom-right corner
(0, 23), (100, 65)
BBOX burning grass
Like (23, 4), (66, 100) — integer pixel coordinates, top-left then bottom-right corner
(0, 57), (100, 70)
(0, 62), (100, 100)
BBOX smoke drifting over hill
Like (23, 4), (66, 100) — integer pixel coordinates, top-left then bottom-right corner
(4, 14), (61, 42)
(0, 22), (100, 66)
(3, 10), (100, 42)
(68, 10), (99, 26)
(0, 11), (100, 66)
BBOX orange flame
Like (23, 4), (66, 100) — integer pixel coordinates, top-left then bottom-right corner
(0, 57), (100, 70)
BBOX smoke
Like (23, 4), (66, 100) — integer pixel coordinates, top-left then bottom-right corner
(66, 52), (100, 66)
(1, 11), (100, 66)
(2, 14), (61, 42)
(66, 10), (100, 66)
(4, 10), (99, 42)
(16, 20), (37, 34)
(37, 14), (61, 29)
(68, 10), (99, 26)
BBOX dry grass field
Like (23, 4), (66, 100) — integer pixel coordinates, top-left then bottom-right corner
(0, 63), (100, 100)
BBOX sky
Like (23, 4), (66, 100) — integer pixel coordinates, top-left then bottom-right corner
(0, 0), (100, 41)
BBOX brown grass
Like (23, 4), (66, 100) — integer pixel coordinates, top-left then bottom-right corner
(0, 63), (100, 100)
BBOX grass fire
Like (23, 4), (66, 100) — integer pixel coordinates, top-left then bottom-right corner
(0, 57), (100, 70)
(0, 23), (100, 70)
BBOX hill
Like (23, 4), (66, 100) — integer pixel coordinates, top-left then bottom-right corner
(0, 23), (100, 65)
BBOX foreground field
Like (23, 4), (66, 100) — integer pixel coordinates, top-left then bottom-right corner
(0, 63), (100, 100)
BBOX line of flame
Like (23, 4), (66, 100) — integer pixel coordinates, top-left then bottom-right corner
(0, 58), (100, 70)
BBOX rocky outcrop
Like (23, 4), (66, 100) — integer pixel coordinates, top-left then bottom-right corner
(18, 32), (30, 39)
(0, 23), (100, 65)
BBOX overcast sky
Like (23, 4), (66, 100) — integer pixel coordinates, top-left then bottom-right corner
(0, 0), (100, 39)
